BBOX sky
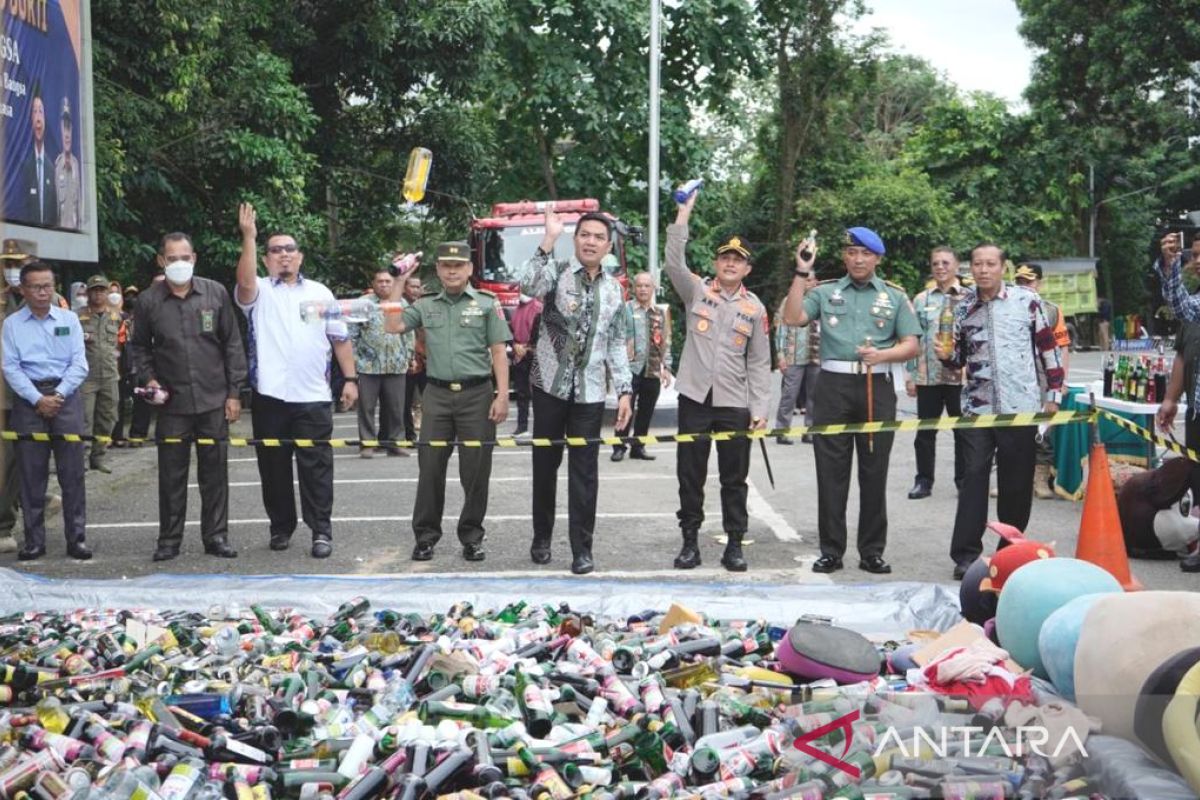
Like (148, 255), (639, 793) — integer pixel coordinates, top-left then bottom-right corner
(853, 0), (1035, 106)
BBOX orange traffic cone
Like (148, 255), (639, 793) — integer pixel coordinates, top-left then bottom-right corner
(1076, 442), (1141, 591)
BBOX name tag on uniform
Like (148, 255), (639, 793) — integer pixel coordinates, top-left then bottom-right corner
(461, 306), (484, 317)
(55, 326), (70, 336)
(201, 309), (215, 333)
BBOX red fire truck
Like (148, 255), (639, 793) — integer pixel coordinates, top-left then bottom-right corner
(469, 199), (636, 317)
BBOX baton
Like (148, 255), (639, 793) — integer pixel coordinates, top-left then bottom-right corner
(758, 435), (775, 490)
(864, 337), (874, 454)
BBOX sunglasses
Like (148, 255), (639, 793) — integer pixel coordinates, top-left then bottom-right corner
(266, 244), (299, 255)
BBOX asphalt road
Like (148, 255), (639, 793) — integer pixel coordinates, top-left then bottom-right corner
(5, 350), (1195, 592)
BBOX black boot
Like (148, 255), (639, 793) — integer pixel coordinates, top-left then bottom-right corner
(674, 530), (701, 569)
(721, 532), (748, 572)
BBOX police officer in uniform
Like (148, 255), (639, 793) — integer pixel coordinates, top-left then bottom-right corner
(665, 192), (771, 572)
(386, 242), (511, 562)
(783, 227), (920, 574)
(76, 274), (121, 473)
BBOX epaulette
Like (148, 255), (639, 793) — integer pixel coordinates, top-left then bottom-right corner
(884, 280), (909, 294)
(473, 288), (496, 298)
(818, 278), (839, 285)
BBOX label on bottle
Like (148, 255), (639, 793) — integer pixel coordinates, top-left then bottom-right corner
(222, 737), (270, 764)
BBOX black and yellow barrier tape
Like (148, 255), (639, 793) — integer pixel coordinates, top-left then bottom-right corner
(1096, 409), (1200, 464)
(1, 410), (1093, 448)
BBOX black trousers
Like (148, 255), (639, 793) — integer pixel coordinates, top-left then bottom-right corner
(116, 374), (155, 440)
(403, 372), (427, 441)
(812, 371), (896, 559)
(531, 388), (604, 557)
(614, 374), (661, 454)
(950, 427), (1037, 565)
(156, 408), (230, 548)
(1188, 412), (1200, 504)
(413, 382), (495, 547)
(251, 392), (335, 541)
(676, 393), (750, 535)
(12, 392), (87, 549)
(513, 358), (533, 430)
(915, 384), (965, 487)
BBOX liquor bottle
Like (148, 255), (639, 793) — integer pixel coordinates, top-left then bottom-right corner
(133, 386), (170, 406)
(402, 148), (433, 204)
(937, 297), (955, 353)
(1102, 353), (1115, 397)
(514, 670), (554, 739)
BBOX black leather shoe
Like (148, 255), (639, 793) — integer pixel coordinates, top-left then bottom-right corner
(311, 539), (332, 559)
(571, 553), (595, 575)
(412, 542), (434, 561)
(152, 545), (179, 562)
(776, 435), (794, 445)
(67, 543), (93, 561)
(907, 479), (932, 500)
(18, 545), (45, 561)
(204, 541), (238, 558)
(800, 434), (814, 444)
(530, 541), (552, 565)
(812, 554), (843, 573)
(462, 543), (485, 562)
(1182, 553), (1200, 573)
(610, 449), (626, 462)
(269, 534), (291, 551)
(953, 562), (971, 580)
(859, 555), (892, 574)
(629, 450), (656, 461)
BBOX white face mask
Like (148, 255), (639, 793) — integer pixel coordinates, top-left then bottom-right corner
(3, 268), (19, 287)
(108, 292), (122, 307)
(164, 261), (194, 285)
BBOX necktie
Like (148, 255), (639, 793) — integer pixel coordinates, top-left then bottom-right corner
(37, 156), (43, 222)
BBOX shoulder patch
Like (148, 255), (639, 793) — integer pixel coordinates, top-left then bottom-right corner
(884, 280), (908, 293)
(474, 288), (496, 298)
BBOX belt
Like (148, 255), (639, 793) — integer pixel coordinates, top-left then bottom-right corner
(426, 375), (492, 392)
(32, 378), (62, 395)
(821, 360), (894, 379)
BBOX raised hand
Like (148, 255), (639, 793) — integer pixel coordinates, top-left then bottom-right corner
(238, 202), (257, 241)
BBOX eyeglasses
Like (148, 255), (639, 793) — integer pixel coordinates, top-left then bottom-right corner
(266, 244), (299, 255)
(24, 284), (54, 293)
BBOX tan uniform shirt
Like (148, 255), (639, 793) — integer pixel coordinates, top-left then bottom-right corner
(664, 223), (772, 421)
(76, 307), (120, 386)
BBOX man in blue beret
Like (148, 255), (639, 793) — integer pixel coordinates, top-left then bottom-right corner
(782, 227), (920, 574)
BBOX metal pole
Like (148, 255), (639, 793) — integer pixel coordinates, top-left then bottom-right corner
(648, 0), (661, 287)
(1088, 164), (1096, 259)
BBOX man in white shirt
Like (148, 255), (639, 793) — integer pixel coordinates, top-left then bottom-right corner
(235, 203), (359, 558)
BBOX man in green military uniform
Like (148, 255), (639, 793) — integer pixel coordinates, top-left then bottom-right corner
(783, 227), (920, 575)
(0, 241), (32, 553)
(386, 242), (511, 562)
(76, 274), (121, 473)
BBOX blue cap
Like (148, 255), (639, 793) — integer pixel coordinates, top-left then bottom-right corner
(845, 227), (885, 256)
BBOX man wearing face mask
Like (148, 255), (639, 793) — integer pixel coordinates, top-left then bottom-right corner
(75, 275), (121, 474)
(0, 240), (32, 554)
(131, 233), (247, 562)
(236, 203), (358, 559)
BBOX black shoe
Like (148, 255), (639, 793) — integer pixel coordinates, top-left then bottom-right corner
(629, 450), (656, 461)
(907, 478), (932, 500)
(953, 562), (971, 580)
(204, 541), (238, 558)
(776, 435), (794, 445)
(463, 542), (485, 562)
(674, 533), (701, 570)
(18, 545), (45, 561)
(530, 540), (552, 565)
(269, 534), (291, 551)
(812, 554), (843, 573)
(859, 555), (892, 574)
(512, 427), (528, 437)
(90, 462), (112, 474)
(311, 539), (332, 559)
(1182, 553), (1200, 573)
(152, 545), (180, 562)
(721, 533), (748, 572)
(412, 542), (434, 561)
(571, 553), (595, 575)
(67, 543), (93, 561)
(611, 449), (626, 462)
(800, 434), (814, 444)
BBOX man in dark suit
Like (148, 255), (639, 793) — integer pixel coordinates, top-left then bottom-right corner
(20, 86), (57, 227)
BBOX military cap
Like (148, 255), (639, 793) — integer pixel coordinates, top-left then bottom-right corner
(715, 235), (752, 259)
(844, 227), (885, 255)
(61, 96), (72, 125)
(435, 241), (470, 263)
(1014, 263), (1043, 282)
(0, 238), (34, 261)
(86, 274), (109, 290)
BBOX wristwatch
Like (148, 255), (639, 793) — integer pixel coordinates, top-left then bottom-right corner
(794, 270), (811, 279)
(344, 376), (359, 384)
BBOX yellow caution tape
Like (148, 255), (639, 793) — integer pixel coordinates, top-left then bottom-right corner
(1096, 410), (1200, 464)
(0, 410), (1093, 448)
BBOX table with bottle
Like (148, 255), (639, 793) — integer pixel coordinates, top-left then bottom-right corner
(1073, 351), (1180, 467)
